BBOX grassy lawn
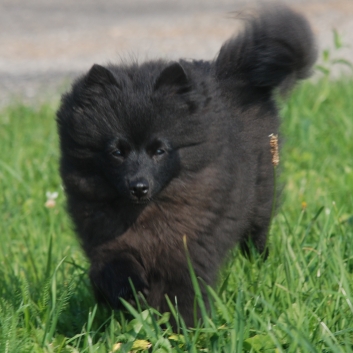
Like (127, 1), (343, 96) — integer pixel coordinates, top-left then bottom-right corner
(1, 78), (353, 352)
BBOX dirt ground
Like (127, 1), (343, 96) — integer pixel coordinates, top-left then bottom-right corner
(1, 0), (353, 105)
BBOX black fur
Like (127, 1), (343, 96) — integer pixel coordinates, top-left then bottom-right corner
(56, 6), (316, 326)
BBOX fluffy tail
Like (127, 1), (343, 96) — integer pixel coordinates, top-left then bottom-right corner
(215, 5), (317, 93)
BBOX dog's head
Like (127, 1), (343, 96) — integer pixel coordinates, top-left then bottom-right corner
(57, 62), (219, 203)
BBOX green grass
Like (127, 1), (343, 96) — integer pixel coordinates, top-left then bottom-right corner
(1, 78), (353, 352)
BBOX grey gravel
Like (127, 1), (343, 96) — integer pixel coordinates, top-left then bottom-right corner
(1, 0), (353, 105)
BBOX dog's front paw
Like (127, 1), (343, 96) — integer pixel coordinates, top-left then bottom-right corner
(90, 257), (149, 309)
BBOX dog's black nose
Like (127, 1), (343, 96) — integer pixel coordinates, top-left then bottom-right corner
(129, 179), (149, 199)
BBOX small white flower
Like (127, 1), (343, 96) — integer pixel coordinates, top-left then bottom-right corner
(46, 191), (58, 200)
(45, 191), (59, 208)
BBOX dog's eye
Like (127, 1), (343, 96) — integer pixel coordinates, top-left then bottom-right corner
(154, 148), (165, 156)
(112, 149), (124, 157)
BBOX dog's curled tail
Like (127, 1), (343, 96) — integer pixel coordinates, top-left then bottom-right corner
(215, 5), (317, 93)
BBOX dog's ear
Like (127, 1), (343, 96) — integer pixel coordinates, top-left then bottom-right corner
(154, 62), (191, 93)
(85, 64), (120, 88)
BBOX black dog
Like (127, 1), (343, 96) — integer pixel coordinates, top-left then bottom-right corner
(57, 6), (316, 326)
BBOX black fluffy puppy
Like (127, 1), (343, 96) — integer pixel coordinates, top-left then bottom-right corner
(57, 6), (316, 326)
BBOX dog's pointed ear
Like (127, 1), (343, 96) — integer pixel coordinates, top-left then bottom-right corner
(85, 64), (119, 87)
(154, 62), (190, 92)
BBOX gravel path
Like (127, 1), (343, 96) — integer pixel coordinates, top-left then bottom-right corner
(1, 0), (353, 105)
